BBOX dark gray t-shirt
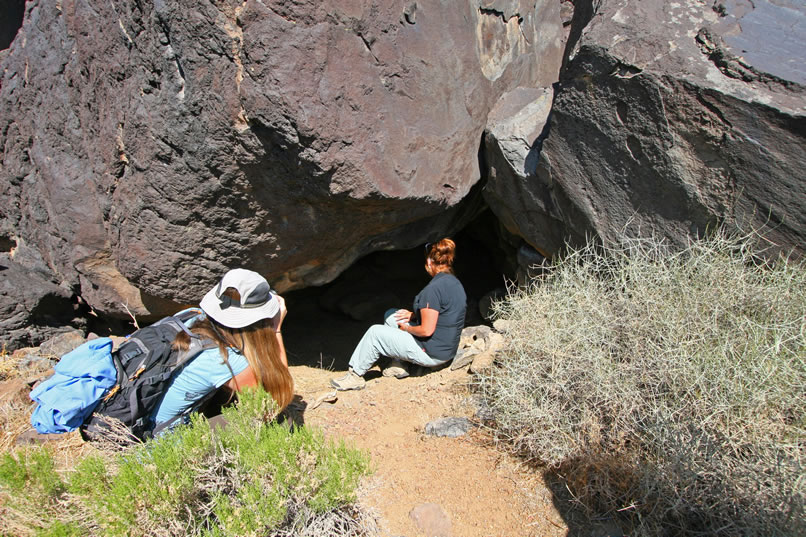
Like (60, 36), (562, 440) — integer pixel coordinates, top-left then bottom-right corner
(411, 272), (467, 360)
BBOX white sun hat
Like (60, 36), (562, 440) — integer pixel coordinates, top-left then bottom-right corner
(199, 268), (279, 328)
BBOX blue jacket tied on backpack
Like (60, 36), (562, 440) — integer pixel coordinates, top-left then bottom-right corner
(30, 338), (117, 434)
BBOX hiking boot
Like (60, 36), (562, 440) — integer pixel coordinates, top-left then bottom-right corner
(382, 359), (410, 379)
(330, 370), (366, 391)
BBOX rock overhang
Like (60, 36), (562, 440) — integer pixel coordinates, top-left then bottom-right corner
(0, 0), (564, 324)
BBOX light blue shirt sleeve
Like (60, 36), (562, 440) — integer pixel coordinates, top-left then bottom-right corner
(152, 345), (249, 427)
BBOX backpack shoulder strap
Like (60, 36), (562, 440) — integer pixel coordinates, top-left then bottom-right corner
(150, 343), (239, 438)
(150, 385), (219, 436)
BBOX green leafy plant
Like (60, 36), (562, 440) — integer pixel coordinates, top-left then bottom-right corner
(0, 448), (84, 536)
(477, 231), (805, 536)
(1, 388), (375, 537)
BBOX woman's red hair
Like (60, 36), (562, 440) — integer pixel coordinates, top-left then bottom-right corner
(426, 238), (456, 273)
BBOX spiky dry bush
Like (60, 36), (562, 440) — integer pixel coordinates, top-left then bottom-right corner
(476, 231), (805, 536)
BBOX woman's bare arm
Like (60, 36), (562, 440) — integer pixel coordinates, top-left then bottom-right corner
(400, 307), (438, 337)
(275, 332), (288, 367)
(227, 365), (257, 391)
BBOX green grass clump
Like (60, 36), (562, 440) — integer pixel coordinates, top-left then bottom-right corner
(0, 388), (374, 537)
(0, 448), (79, 536)
(477, 231), (805, 536)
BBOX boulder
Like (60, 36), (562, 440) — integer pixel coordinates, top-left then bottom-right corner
(459, 325), (493, 348)
(485, 0), (806, 257)
(478, 287), (507, 320)
(451, 325), (493, 369)
(469, 350), (496, 374)
(450, 348), (476, 371)
(485, 331), (505, 353)
(483, 85), (564, 252)
(492, 318), (514, 333)
(452, 325), (507, 370)
(515, 244), (545, 286)
(0, 253), (84, 351)
(0, 0), (564, 320)
(38, 330), (86, 360)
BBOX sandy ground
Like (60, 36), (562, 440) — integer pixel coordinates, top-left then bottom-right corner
(289, 363), (568, 537)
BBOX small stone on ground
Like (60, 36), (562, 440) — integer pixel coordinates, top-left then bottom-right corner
(424, 417), (472, 437)
(469, 351), (496, 374)
(410, 502), (452, 537)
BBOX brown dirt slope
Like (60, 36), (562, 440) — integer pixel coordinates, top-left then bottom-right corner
(291, 363), (567, 537)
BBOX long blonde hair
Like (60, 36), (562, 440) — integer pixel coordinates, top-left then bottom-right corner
(174, 293), (294, 411)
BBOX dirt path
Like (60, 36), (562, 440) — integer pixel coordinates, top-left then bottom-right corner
(289, 363), (568, 537)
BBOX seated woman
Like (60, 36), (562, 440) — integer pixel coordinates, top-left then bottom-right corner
(151, 268), (294, 431)
(330, 238), (466, 391)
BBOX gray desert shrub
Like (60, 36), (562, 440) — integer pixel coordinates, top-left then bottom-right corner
(476, 232), (805, 536)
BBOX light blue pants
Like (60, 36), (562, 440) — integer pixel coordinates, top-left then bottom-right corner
(348, 309), (447, 376)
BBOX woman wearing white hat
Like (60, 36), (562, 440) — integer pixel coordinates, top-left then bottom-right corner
(151, 268), (294, 430)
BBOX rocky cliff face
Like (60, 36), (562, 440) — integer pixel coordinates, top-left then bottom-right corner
(0, 0), (563, 343)
(485, 0), (806, 255)
(2, 0), (805, 350)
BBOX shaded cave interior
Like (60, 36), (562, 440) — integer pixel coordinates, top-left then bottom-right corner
(0, 0), (25, 51)
(80, 207), (535, 374)
(280, 208), (527, 372)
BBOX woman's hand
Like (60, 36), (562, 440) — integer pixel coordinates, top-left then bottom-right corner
(393, 309), (412, 323)
(271, 293), (289, 366)
(399, 307), (438, 338)
(271, 294), (287, 332)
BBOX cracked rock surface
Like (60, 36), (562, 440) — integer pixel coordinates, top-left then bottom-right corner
(484, 0), (806, 257)
(0, 0), (562, 328)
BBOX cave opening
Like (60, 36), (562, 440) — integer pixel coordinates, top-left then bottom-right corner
(281, 208), (528, 372)
(0, 0), (25, 50)
(77, 208), (542, 375)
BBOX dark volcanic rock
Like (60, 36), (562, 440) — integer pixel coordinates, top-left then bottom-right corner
(484, 0), (806, 256)
(0, 253), (84, 350)
(37, 330), (87, 360)
(717, 0), (806, 86)
(0, 0), (563, 320)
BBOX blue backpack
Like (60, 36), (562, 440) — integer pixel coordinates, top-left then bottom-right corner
(30, 310), (216, 440)
(29, 338), (117, 434)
